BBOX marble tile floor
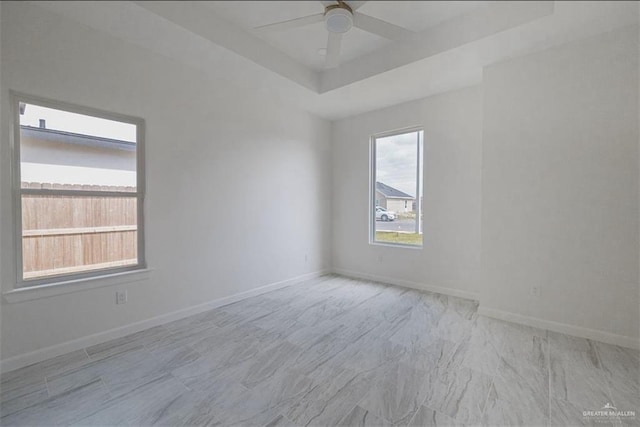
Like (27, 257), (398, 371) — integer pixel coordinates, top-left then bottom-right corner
(1, 275), (638, 426)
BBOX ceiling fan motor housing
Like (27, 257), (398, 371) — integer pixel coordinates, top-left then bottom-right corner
(325, 4), (353, 34)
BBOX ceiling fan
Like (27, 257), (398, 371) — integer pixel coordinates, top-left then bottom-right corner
(254, 1), (414, 69)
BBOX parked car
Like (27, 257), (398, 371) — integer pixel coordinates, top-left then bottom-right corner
(375, 206), (396, 221)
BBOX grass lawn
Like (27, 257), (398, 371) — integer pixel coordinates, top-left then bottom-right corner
(375, 231), (422, 245)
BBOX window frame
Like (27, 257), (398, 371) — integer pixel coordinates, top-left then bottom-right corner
(369, 126), (424, 248)
(10, 91), (146, 288)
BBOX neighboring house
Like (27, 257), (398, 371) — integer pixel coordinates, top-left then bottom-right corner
(20, 123), (136, 188)
(375, 181), (414, 213)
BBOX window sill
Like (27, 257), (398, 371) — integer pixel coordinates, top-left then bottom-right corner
(370, 241), (423, 250)
(3, 268), (152, 303)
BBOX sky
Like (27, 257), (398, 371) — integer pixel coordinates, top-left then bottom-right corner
(20, 103), (137, 142)
(376, 130), (423, 197)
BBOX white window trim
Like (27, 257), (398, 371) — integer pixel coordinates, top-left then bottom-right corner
(369, 126), (424, 248)
(3, 268), (152, 303)
(9, 91), (147, 290)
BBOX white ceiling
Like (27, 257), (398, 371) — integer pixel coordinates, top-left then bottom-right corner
(28, 1), (640, 120)
(201, 1), (486, 71)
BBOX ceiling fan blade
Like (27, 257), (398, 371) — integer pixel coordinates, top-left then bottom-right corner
(254, 13), (324, 33)
(346, 1), (368, 10)
(320, 1), (335, 6)
(353, 12), (414, 42)
(325, 32), (342, 69)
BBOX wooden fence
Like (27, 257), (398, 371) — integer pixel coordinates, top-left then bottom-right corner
(21, 182), (138, 279)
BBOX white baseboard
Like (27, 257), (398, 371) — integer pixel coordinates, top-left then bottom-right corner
(478, 306), (640, 350)
(332, 268), (479, 302)
(7, 269), (634, 373)
(334, 269), (639, 350)
(0, 270), (328, 374)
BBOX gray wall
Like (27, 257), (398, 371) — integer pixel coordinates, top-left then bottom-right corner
(481, 26), (639, 342)
(332, 86), (483, 299)
(0, 1), (331, 361)
(332, 26), (639, 347)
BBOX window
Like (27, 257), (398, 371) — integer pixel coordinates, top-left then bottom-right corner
(370, 128), (423, 246)
(12, 94), (145, 286)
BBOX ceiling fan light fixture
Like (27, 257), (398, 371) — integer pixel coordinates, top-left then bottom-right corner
(325, 7), (353, 33)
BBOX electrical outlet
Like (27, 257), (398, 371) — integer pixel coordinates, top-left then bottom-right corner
(116, 290), (128, 305)
(530, 286), (541, 298)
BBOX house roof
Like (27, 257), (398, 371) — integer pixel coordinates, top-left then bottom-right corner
(376, 182), (414, 199)
(20, 125), (136, 152)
